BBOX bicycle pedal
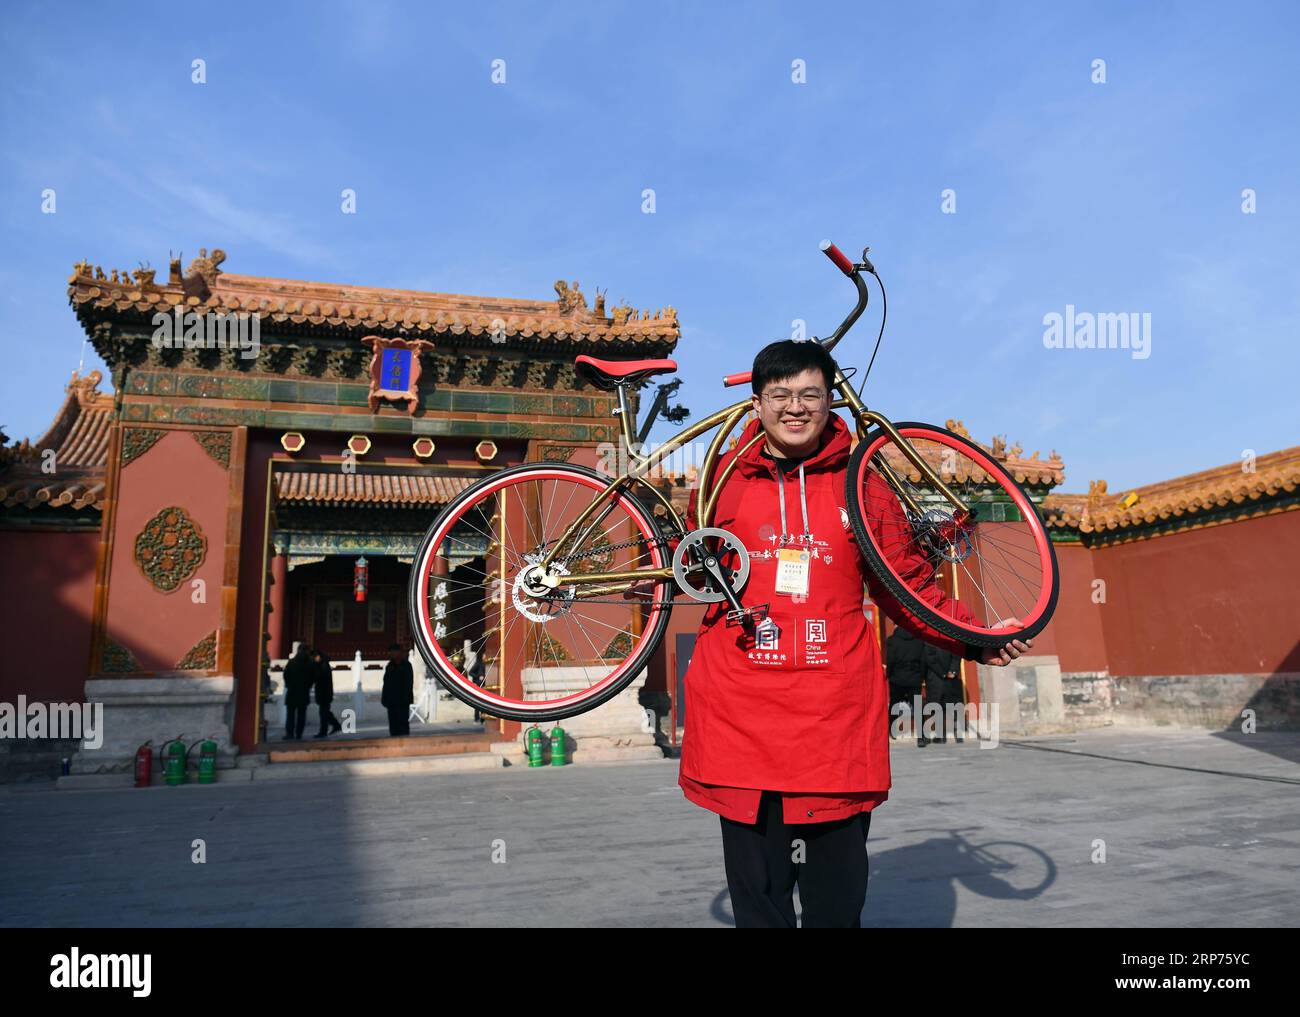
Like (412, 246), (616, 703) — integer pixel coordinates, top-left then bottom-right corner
(725, 603), (769, 628)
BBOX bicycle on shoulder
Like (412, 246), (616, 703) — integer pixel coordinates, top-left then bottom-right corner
(408, 241), (1060, 722)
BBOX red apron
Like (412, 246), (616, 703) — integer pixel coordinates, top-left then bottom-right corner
(679, 413), (892, 793)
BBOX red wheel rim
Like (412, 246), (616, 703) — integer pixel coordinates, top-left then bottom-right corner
(854, 427), (1056, 638)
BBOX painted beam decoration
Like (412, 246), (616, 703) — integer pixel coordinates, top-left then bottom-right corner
(362, 335), (434, 415)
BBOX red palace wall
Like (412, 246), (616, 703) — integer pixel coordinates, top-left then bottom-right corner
(1087, 511), (1300, 677)
(0, 529), (99, 704)
(1042, 542), (1108, 672)
(102, 430), (232, 671)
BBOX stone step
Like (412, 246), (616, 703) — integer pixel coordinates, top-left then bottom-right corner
(266, 732), (498, 764)
(57, 770), (252, 790)
(253, 752), (506, 781)
(571, 745), (666, 764)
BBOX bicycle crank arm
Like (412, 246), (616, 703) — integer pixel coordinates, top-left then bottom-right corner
(700, 554), (766, 629)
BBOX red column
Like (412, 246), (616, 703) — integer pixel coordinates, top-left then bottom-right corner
(267, 550), (289, 660)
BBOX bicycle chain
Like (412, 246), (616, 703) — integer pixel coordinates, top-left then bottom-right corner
(525, 529), (682, 605)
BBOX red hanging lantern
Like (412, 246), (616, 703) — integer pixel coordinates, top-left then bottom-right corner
(353, 556), (369, 603)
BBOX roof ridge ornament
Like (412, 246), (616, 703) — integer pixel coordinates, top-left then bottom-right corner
(68, 369), (105, 405)
(554, 279), (587, 315)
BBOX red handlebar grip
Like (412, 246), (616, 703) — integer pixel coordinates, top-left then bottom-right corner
(723, 371), (752, 387)
(820, 240), (855, 276)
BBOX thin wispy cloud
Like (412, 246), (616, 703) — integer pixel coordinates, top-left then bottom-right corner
(146, 175), (339, 268)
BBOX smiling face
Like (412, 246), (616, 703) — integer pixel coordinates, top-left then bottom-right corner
(751, 366), (831, 458)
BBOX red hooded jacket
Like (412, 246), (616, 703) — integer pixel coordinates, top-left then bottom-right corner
(677, 411), (979, 824)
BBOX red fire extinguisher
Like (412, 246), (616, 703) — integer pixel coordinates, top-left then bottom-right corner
(134, 741), (153, 788)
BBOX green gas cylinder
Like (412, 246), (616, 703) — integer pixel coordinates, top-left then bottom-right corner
(197, 738), (218, 784)
(526, 725), (545, 767)
(163, 737), (187, 786)
(549, 725), (567, 767)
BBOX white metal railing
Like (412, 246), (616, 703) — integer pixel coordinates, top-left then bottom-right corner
(266, 647), (438, 728)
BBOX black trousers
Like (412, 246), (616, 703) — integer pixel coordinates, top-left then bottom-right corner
(316, 703), (339, 735)
(387, 705), (410, 737)
(719, 790), (872, 928)
(926, 679), (966, 742)
(888, 683), (923, 740)
(285, 704), (306, 740)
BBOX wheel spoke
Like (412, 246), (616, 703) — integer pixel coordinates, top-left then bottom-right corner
(852, 427), (1056, 642)
(410, 466), (671, 720)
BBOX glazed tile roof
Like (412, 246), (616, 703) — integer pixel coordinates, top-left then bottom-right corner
(0, 370), (111, 512)
(274, 471), (476, 507)
(1042, 446), (1300, 535)
(864, 438), (1064, 488)
(68, 250), (680, 348)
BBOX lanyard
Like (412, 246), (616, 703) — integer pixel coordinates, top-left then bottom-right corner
(776, 460), (810, 542)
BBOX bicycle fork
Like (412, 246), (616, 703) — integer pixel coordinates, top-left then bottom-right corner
(834, 369), (973, 523)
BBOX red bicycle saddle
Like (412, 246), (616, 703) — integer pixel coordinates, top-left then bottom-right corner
(574, 355), (677, 388)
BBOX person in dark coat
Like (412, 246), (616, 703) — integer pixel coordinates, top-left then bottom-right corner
(885, 626), (926, 746)
(462, 638), (487, 724)
(381, 642), (414, 737)
(923, 641), (966, 743)
(282, 644), (315, 741)
(312, 648), (342, 738)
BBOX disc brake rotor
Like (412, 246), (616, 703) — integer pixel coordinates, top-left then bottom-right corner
(511, 554), (574, 623)
(915, 507), (974, 563)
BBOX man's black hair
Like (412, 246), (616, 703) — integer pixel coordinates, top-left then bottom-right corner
(751, 339), (838, 395)
(388, 642), (403, 652)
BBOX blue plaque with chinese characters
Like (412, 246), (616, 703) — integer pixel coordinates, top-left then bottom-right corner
(362, 335), (433, 415)
(380, 348), (412, 392)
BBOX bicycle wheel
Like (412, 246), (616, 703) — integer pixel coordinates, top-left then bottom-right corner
(846, 422), (1059, 647)
(407, 462), (674, 722)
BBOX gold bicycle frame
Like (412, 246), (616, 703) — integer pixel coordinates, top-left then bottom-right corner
(533, 364), (972, 593)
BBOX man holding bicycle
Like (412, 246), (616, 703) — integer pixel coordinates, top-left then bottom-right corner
(679, 338), (1030, 928)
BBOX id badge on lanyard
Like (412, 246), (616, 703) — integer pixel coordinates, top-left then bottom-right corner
(774, 548), (810, 596)
(773, 459), (812, 597)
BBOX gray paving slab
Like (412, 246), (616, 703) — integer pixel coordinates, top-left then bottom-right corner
(1, 726), (1296, 927)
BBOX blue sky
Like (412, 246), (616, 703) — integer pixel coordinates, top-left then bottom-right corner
(2, 1), (1296, 491)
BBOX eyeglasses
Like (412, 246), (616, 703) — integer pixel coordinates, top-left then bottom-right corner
(760, 389), (828, 411)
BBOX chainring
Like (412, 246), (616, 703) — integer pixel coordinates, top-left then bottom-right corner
(671, 526), (750, 603)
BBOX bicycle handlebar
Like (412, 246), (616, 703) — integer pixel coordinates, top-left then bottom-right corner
(820, 240), (855, 277)
(817, 240), (871, 354)
(719, 241), (875, 384)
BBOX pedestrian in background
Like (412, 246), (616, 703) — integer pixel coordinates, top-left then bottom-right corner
(312, 648), (342, 738)
(282, 643), (315, 741)
(381, 642), (414, 737)
(885, 625), (927, 746)
(924, 641), (966, 743)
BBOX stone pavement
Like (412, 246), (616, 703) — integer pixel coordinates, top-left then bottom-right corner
(1, 726), (1296, 927)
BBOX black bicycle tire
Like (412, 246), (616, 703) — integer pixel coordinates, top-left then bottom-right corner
(845, 421), (1060, 649)
(406, 460), (675, 722)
